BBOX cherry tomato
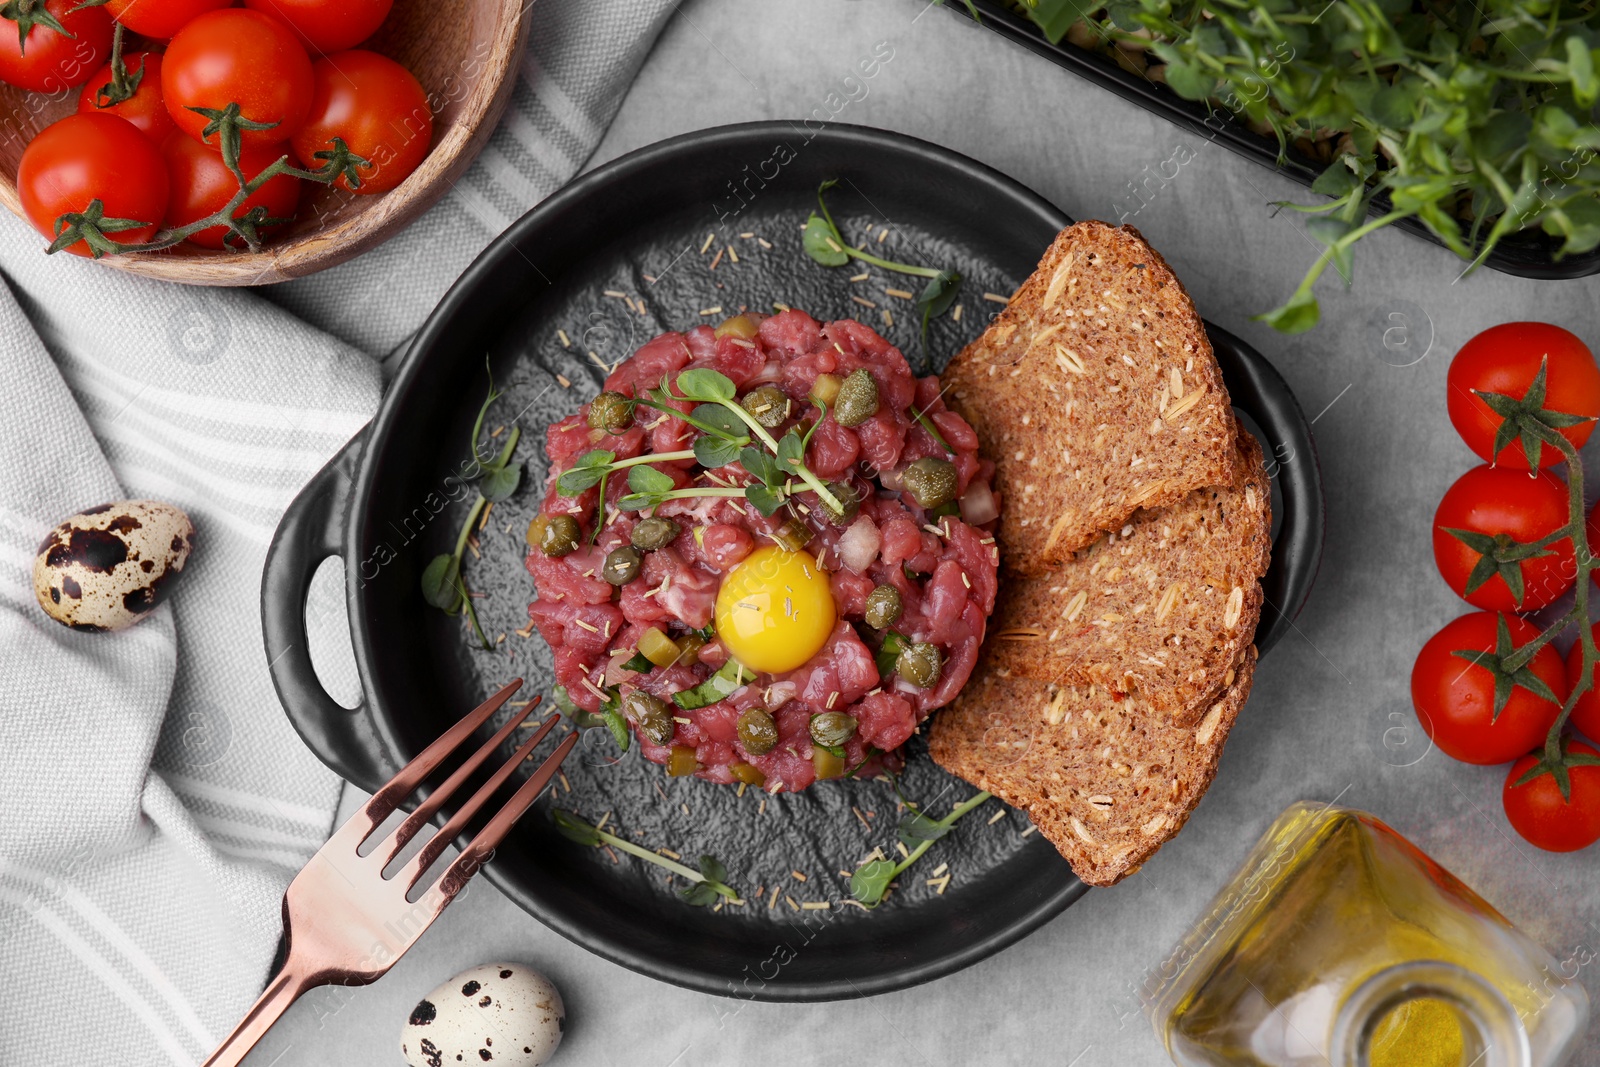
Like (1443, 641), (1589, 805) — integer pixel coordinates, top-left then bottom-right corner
(243, 0), (393, 55)
(0, 0), (110, 92)
(1432, 465), (1575, 611)
(162, 135), (301, 250)
(290, 50), (430, 195)
(1563, 627), (1600, 745)
(104, 0), (231, 39)
(77, 52), (176, 146)
(1411, 612), (1567, 765)
(163, 9), (313, 149)
(17, 113), (167, 257)
(1448, 322), (1600, 469)
(1503, 740), (1600, 852)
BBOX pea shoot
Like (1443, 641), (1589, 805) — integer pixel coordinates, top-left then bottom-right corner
(553, 810), (742, 907)
(420, 361), (523, 650)
(802, 180), (962, 349)
(851, 790), (993, 907)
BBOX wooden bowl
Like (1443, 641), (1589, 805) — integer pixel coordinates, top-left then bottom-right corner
(0, 0), (529, 285)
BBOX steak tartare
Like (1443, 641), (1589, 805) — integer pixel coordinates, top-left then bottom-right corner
(525, 309), (1000, 792)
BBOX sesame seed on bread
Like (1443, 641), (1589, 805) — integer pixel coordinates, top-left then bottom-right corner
(983, 425), (1272, 725)
(942, 221), (1236, 576)
(928, 644), (1258, 887)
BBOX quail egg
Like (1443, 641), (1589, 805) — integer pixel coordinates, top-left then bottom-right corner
(401, 963), (564, 1067)
(32, 500), (194, 632)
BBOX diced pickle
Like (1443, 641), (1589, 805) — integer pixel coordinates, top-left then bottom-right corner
(667, 745), (700, 777)
(639, 626), (680, 667)
(810, 372), (843, 407)
(819, 480), (859, 526)
(771, 518), (812, 553)
(813, 747), (845, 780)
(714, 314), (760, 340)
(730, 761), (767, 787)
(675, 633), (706, 667)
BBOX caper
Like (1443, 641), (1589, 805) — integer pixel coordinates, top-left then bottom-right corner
(818, 480), (860, 526)
(715, 314), (761, 340)
(896, 642), (942, 689)
(601, 545), (643, 585)
(528, 513), (581, 558)
(630, 516), (681, 551)
(624, 690), (675, 746)
(741, 385), (790, 429)
(736, 707), (779, 755)
(809, 711), (857, 748)
(832, 368), (879, 428)
(900, 457), (958, 510)
(587, 390), (634, 434)
(863, 585), (903, 629)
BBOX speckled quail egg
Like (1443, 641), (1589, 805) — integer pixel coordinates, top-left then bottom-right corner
(32, 500), (195, 632)
(401, 963), (564, 1067)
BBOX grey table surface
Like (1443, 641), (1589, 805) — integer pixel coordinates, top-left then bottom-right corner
(248, 1), (1600, 1064)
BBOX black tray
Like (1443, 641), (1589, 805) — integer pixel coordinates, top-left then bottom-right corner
(262, 121), (1324, 1001)
(957, 0), (1600, 281)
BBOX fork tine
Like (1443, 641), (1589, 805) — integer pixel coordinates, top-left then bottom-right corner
(360, 679), (524, 832)
(434, 732), (579, 900)
(395, 715), (560, 891)
(379, 697), (544, 866)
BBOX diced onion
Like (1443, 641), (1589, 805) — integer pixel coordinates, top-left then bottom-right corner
(960, 479), (999, 526)
(764, 681), (798, 710)
(750, 360), (785, 385)
(837, 515), (882, 573)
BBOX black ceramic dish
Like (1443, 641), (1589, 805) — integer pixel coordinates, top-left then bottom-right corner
(262, 121), (1324, 1001)
(955, 0), (1600, 281)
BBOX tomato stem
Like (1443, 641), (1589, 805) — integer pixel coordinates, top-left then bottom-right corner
(1532, 423), (1597, 768)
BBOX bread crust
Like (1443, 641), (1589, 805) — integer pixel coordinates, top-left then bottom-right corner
(943, 221), (1236, 576)
(929, 645), (1258, 887)
(984, 427), (1272, 725)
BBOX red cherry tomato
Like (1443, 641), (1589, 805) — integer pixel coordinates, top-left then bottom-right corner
(1411, 612), (1567, 765)
(1448, 322), (1600, 469)
(1563, 628), (1600, 746)
(1432, 465), (1575, 611)
(104, 0), (231, 39)
(243, 0), (393, 54)
(77, 52), (176, 146)
(17, 113), (167, 257)
(162, 9), (314, 149)
(0, 0), (110, 92)
(290, 50), (431, 195)
(162, 135), (301, 250)
(1503, 740), (1600, 852)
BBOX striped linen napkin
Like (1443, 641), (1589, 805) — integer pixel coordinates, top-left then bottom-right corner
(0, 2), (672, 1063)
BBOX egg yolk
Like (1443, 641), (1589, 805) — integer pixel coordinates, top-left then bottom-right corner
(714, 546), (836, 674)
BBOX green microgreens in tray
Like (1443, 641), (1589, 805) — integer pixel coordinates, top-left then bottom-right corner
(851, 789), (993, 907)
(802, 180), (962, 350)
(975, 1), (1600, 333)
(1456, 361), (1600, 801)
(420, 361), (523, 650)
(553, 809), (742, 906)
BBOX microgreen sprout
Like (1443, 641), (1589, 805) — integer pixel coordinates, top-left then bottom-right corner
(850, 789), (992, 906)
(802, 180), (962, 350)
(420, 360), (523, 650)
(553, 809), (742, 906)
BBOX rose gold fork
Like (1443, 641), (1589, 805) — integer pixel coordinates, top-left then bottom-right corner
(201, 678), (576, 1067)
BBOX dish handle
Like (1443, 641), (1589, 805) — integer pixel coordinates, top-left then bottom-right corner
(261, 429), (395, 793)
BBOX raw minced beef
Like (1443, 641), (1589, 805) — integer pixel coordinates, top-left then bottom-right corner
(526, 309), (1001, 792)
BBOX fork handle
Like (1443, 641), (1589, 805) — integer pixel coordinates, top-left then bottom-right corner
(200, 964), (312, 1067)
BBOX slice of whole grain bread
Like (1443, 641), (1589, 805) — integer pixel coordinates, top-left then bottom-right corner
(984, 425), (1271, 725)
(942, 221), (1236, 576)
(928, 644), (1258, 887)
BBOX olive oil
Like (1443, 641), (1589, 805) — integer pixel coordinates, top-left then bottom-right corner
(1148, 802), (1588, 1067)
